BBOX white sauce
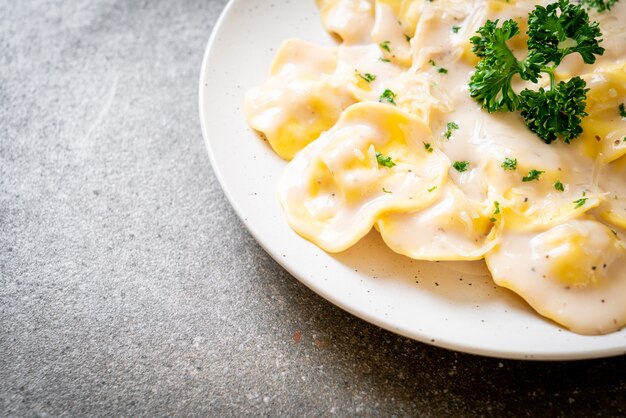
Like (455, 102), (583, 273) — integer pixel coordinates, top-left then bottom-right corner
(245, 0), (626, 335)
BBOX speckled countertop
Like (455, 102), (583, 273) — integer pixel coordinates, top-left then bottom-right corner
(1, 0), (625, 416)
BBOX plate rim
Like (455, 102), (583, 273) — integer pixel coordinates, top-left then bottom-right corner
(198, 0), (626, 361)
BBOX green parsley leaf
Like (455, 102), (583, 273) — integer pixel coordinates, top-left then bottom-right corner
(423, 142), (434, 153)
(527, 1), (604, 67)
(579, 0), (619, 12)
(444, 121), (459, 139)
(573, 197), (588, 208)
(356, 71), (376, 83)
(469, 0), (604, 143)
(379, 41), (391, 53)
(493, 201), (501, 215)
(452, 25), (461, 33)
(379, 89), (397, 105)
(382, 187), (392, 194)
(376, 152), (396, 168)
(429, 59), (448, 74)
(501, 157), (517, 170)
(469, 19), (539, 113)
(453, 161), (470, 172)
(620, 103), (626, 117)
(427, 186), (437, 193)
(554, 180), (565, 191)
(522, 169), (545, 182)
(519, 77), (589, 144)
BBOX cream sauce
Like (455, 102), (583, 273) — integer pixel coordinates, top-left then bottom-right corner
(245, 0), (626, 335)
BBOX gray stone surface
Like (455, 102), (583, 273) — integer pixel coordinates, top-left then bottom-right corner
(1, 0), (625, 416)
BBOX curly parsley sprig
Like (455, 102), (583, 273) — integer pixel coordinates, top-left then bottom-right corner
(469, 0), (605, 144)
(579, 0), (620, 12)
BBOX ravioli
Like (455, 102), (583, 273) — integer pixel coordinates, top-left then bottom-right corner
(377, 183), (498, 260)
(596, 154), (626, 230)
(486, 219), (626, 335)
(578, 66), (626, 164)
(316, 0), (375, 44)
(246, 0), (626, 335)
(244, 39), (355, 160)
(278, 102), (450, 252)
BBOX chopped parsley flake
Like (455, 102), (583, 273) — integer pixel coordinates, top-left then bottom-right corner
(429, 59), (448, 74)
(356, 71), (376, 83)
(493, 201), (501, 215)
(379, 89), (397, 105)
(501, 157), (517, 171)
(428, 186), (437, 193)
(573, 197), (588, 209)
(379, 57), (390, 63)
(554, 181), (565, 192)
(382, 187), (392, 194)
(620, 103), (626, 117)
(522, 169), (544, 182)
(444, 121), (459, 139)
(376, 152), (396, 168)
(453, 161), (470, 173)
(423, 142), (434, 153)
(452, 25), (461, 34)
(404, 34), (411, 42)
(379, 41), (391, 53)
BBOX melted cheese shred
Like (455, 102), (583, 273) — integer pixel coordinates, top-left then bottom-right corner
(245, 0), (626, 335)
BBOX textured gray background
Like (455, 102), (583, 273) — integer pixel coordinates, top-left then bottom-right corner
(1, 0), (625, 416)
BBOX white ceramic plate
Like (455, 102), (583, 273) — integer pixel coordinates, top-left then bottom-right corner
(199, 0), (626, 360)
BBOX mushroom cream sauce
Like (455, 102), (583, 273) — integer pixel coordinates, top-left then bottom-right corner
(244, 0), (626, 335)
